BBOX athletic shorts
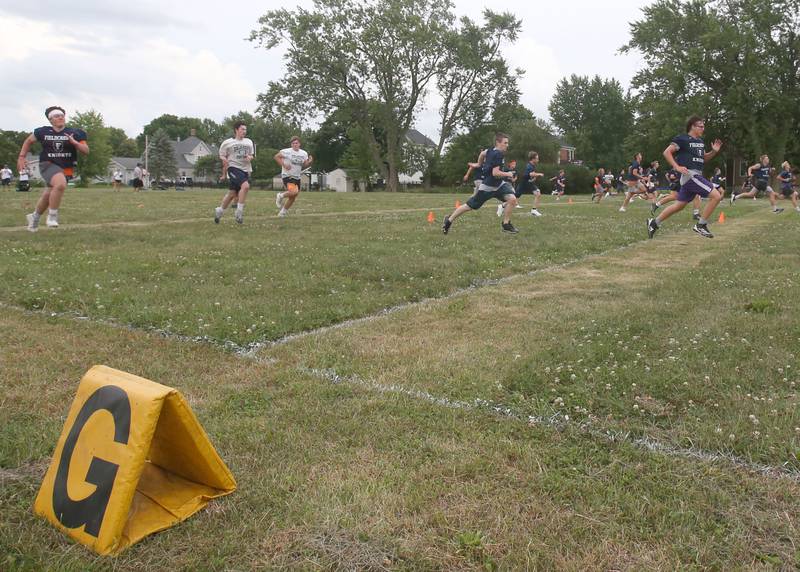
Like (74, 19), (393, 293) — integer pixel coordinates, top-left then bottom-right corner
(227, 167), (250, 192)
(781, 185), (795, 197)
(1, 178), (10, 186)
(133, 178), (143, 188)
(515, 185), (539, 196)
(676, 172), (714, 202)
(39, 161), (74, 186)
(466, 182), (515, 210)
(282, 177), (301, 193)
(754, 179), (770, 192)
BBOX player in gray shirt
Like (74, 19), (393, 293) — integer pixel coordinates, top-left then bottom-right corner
(214, 121), (255, 224)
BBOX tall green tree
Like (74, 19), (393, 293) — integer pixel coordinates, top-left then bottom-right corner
(106, 126), (140, 157)
(250, 0), (453, 192)
(425, 10), (522, 186)
(146, 129), (177, 182)
(71, 110), (113, 186)
(548, 75), (633, 169)
(138, 114), (222, 148)
(623, 0), (800, 165)
(0, 130), (30, 172)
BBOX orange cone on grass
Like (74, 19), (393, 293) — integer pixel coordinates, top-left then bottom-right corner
(718, 211), (726, 223)
(427, 211), (435, 224)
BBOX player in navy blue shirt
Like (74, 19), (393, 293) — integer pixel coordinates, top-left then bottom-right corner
(17, 106), (89, 231)
(647, 115), (722, 239)
(776, 160), (799, 211)
(443, 132), (519, 234)
(550, 169), (566, 199)
(496, 159), (520, 216)
(731, 155), (784, 213)
(619, 153), (649, 212)
(512, 152), (544, 216)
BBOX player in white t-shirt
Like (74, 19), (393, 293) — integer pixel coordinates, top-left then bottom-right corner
(112, 169), (123, 191)
(0, 165), (12, 189)
(215, 121), (255, 224)
(273, 136), (313, 217)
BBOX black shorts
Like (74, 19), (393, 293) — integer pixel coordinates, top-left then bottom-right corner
(466, 183), (515, 209)
(754, 179), (768, 192)
(781, 186), (795, 197)
(1, 178), (10, 186)
(133, 178), (144, 188)
(282, 177), (301, 192)
(228, 167), (250, 192)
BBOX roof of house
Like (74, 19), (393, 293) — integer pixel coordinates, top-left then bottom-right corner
(405, 129), (436, 148)
(111, 157), (142, 170)
(168, 136), (217, 170)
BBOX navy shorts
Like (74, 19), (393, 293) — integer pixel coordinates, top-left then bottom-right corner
(676, 174), (713, 202)
(228, 167), (250, 192)
(466, 182), (515, 210)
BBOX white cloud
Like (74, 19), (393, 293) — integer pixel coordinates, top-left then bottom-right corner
(0, 14), (85, 62)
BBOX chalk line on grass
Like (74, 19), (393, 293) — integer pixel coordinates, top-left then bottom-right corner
(301, 366), (800, 483)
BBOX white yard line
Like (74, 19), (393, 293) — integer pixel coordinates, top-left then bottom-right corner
(301, 366), (800, 483)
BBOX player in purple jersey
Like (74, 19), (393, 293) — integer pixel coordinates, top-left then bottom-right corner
(17, 106), (89, 231)
(647, 116), (722, 239)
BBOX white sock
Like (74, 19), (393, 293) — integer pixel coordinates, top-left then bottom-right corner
(32, 211), (41, 221)
(48, 209), (58, 217)
(236, 203), (244, 212)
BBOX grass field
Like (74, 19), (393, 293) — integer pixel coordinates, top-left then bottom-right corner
(1, 187), (799, 570)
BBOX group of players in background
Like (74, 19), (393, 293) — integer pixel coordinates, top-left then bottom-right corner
(443, 116), (798, 239)
(12, 106), (799, 238)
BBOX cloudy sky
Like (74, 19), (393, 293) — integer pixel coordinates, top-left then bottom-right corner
(0, 0), (646, 140)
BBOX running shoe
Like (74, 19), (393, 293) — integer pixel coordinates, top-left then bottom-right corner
(692, 212), (700, 221)
(496, 203), (504, 217)
(26, 213), (38, 233)
(501, 222), (519, 234)
(214, 207), (223, 224)
(275, 192), (285, 208)
(650, 202), (660, 215)
(730, 193), (737, 205)
(647, 218), (658, 239)
(530, 208), (542, 217)
(442, 216), (452, 234)
(46, 214), (59, 228)
(278, 208), (288, 217)
(618, 206), (626, 212)
(234, 210), (243, 224)
(692, 223), (714, 238)
(773, 208), (784, 214)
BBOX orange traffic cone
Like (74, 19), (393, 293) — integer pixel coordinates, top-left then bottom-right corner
(427, 211), (435, 224)
(718, 211), (726, 223)
(455, 200), (461, 208)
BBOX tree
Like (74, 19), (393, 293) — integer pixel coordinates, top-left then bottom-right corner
(71, 110), (113, 186)
(548, 75), (633, 169)
(146, 129), (177, 182)
(194, 154), (222, 183)
(0, 130), (30, 172)
(250, 0), (453, 192)
(623, 0), (800, 165)
(138, 114), (222, 149)
(424, 10), (522, 186)
(106, 127), (140, 157)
